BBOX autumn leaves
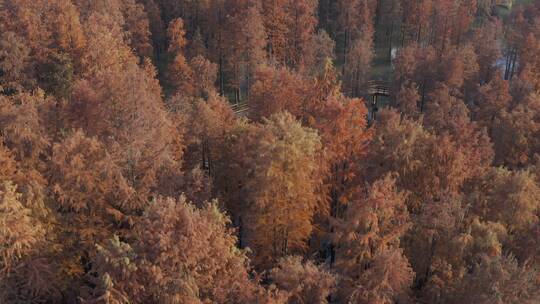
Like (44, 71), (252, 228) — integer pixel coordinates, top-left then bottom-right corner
(2, 0), (540, 303)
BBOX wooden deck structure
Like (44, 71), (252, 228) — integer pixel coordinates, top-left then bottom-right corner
(367, 80), (390, 122)
(230, 80), (391, 119)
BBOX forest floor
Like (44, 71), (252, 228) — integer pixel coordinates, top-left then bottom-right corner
(368, 0), (530, 98)
(372, 22), (394, 83)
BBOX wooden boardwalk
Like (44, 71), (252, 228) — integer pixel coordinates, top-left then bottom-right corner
(367, 80), (390, 123)
(367, 80), (390, 97)
(231, 102), (250, 116)
(230, 81), (391, 117)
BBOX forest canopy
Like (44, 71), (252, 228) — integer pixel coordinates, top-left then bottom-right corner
(1, 0), (540, 303)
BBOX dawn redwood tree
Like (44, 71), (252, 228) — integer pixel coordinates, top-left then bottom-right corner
(424, 85), (481, 140)
(336, 0), (376, 97)
(400, 0), (433, 44)
(261, 0), (290, 64)
(121, 0), (153, 58)
(0, 93), (52, 169)
(250, 62), (374, 262)
(77, 0), (153, 60)
(243, 112), (322, 268)
(409, 206), (511, 302)
(222, 0), (267, 101)
(394, 81), (420, 117)
(0, 31), (33, 94)
(467, 168), (540, 235)
(302, 63), (369, 215)
(86, 196), (286, 303)
(0, 144), (19, 185)
(68, 15), (178, 201)
(392, 44), (480, 111)
(472, 74), (512, 135)
(423, 85), (494, 178)
(471, 19), (503, 84)
(424, 85), (471, 135)
(212, 119), (260, 235)
(0, 181), (44, 273)
(512, 215), (540, 266)
(138, 0), (167, 57)
(48, 0), (87, 58)
(335, 175), (413, 304)
(248, 65), (309, 122)
(0, 139), (57, 302)
(0, 94), (54, 289)
(188, 55), (218, 99)
(187, 28), (207, 59)
(342, 31), (374, 97)
(262, 0), (318, 69)
(490, 92), (540, 168)
(366, 109), (479, 210)
(399, 0), (478, 50)
(438, 45), (480, 95)
(0, 0), (86, 68)
(336, 0), (376, 63)
(270, 256), (336, 304)
(76, 10), (127, 76)
(405, 194), (469, 299)
(518, 35), (540, 91)
(83, 236), (136, 303)
(301, 30), (336, 76)
(314, 95), (371, 221)
(0, 181), (47, 303)
(429, 0), (476, 52)
(450, 255), (540, 304)
(50, 130), (134, 287)
(133, 197), (270, 303)
(166, 18), (194, 95)
(510, 3), (540, 91)
(284, 0), (318, 68)
(392, 44), (437, 112)
(178, 94), (236, 177)
(391, 44), (419, 93)
(452, 0), (478, 46)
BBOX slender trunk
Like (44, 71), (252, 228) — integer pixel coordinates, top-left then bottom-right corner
(194, 0), (199, 30)
(342, 29), (348, 77)
(283, 229), (289, 256)
(375, 0), (381, 26)
(441, 17), (448, 53)
(401, 26), (405, 47)
(415, 238), (437, 290)
(509, 48), (518, 80)
(218, 9), (225, 95)
(219, 54), (224, 95)
(247, 63), (252, 101)
(294, 6), (300, 68)
(420, 81), (426, 113)
(272, 224), (278, 259)
(201, 141), (206, 170)
(456, 23), (462, 48)
(504, 48), (512, 80)
(238, 216), (244, 248)
(235, 64), (240, 103)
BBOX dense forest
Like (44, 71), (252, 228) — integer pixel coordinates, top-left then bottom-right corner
(1, 0), (540, 303)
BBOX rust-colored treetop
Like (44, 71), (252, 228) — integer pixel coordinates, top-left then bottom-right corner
(1, 0), (540, 303)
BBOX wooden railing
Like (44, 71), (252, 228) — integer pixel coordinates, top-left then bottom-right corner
(230, 102), (249, 116)
(230, 81), (390, 117)
(367, 80), (390, 97)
